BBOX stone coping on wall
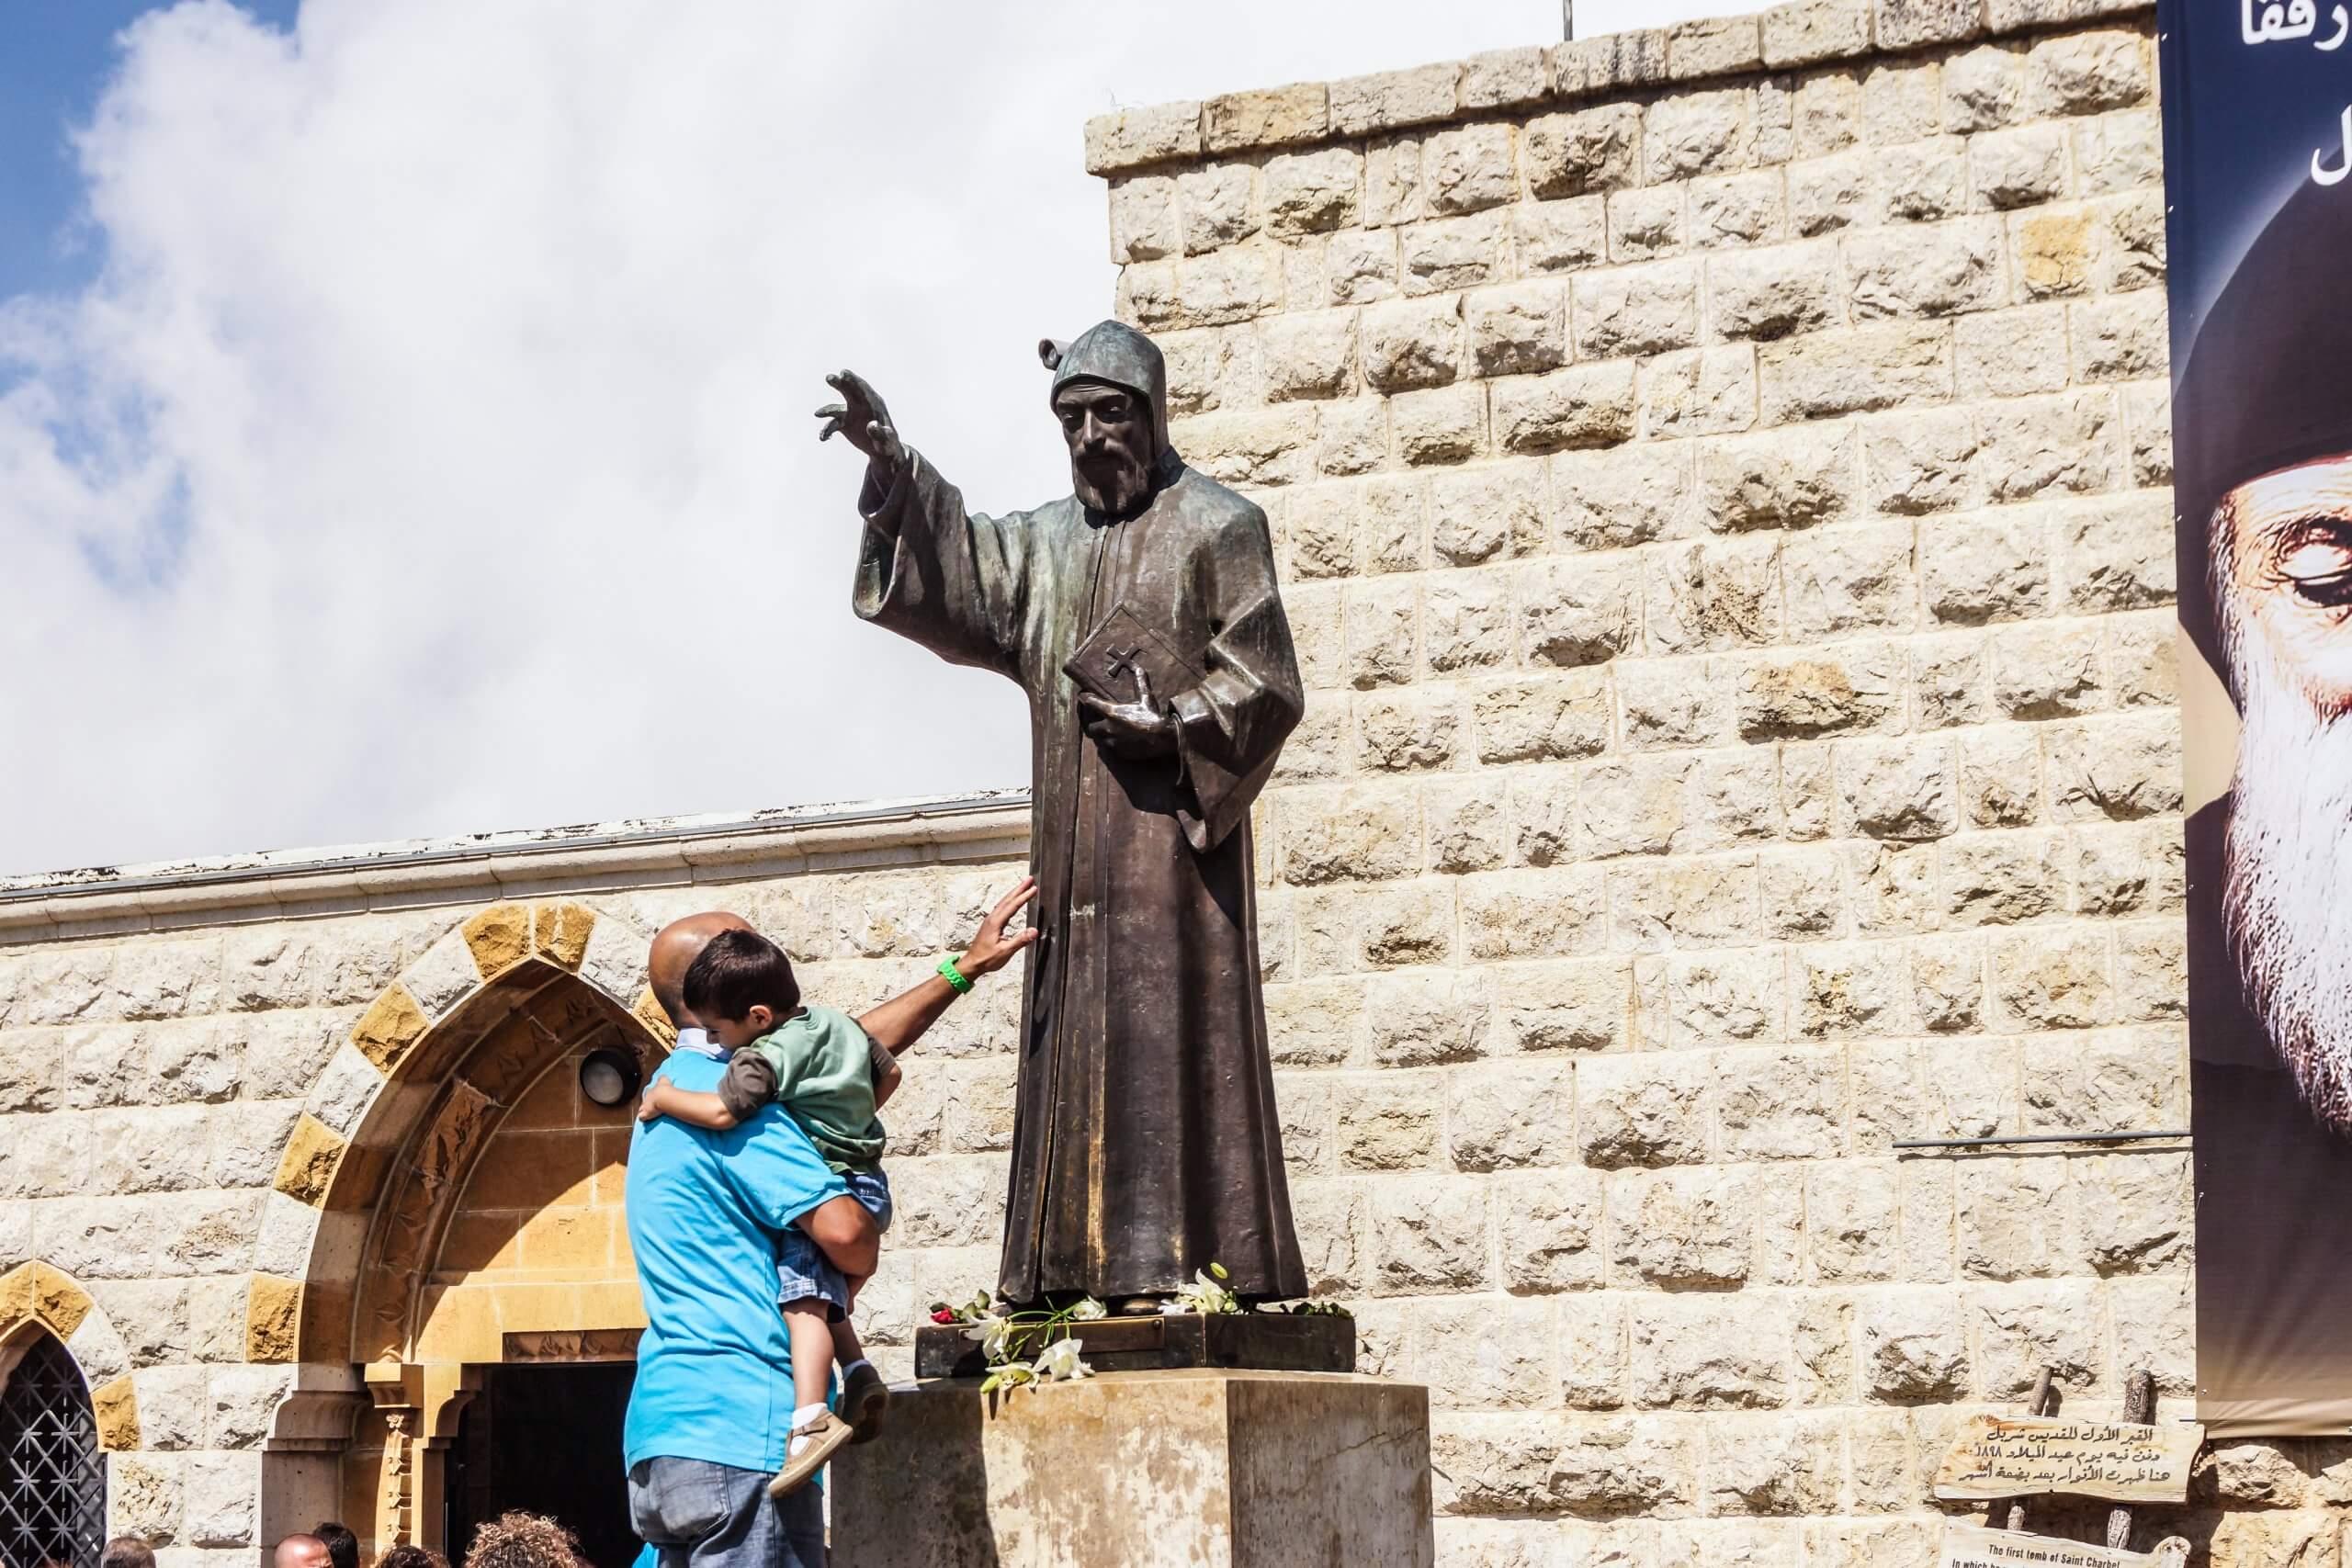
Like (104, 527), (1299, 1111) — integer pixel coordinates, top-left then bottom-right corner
(1082, 0), (2154, 175)
(0, 789), (1031, 940)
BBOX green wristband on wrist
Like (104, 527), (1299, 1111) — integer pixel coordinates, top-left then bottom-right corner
(938, 956), (974, 994)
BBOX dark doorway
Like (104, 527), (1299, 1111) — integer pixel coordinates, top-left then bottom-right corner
(446, 1362), (637, 1568)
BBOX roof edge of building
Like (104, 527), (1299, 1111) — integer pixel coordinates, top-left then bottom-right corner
(1080, 0), (2153, 176)
(0, 789), (1035, 941)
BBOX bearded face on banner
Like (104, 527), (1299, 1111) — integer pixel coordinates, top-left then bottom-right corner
(2179, 175), (2352, 1143)
(2158, 0), (2352, 1440)
(2212, 460), (2352, 1134)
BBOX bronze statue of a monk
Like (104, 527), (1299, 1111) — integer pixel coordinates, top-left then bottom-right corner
(816, 321), (1306, 1306)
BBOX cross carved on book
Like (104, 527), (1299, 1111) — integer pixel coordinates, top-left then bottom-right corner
(1060, 604), (1204, 707)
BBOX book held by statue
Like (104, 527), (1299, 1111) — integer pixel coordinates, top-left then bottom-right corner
(1063, 603), (1204, 706)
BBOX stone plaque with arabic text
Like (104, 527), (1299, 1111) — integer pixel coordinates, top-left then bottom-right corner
(1933, 1416), (2204, 1504)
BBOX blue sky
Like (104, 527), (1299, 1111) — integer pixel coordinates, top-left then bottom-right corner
(1, 1), (297, 300)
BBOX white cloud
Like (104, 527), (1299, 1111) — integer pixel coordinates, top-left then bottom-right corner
(0, 0), (1721, 874)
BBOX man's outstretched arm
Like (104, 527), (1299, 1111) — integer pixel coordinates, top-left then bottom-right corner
(801, 1192), (881, 1279)
(728, 1098), (883, 1278)
(857, 876), (1040, 1055)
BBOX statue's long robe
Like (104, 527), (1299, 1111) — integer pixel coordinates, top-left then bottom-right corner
(854, 448), (1307, 1303)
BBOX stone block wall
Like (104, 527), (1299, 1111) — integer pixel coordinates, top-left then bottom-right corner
(1077, 0), (2340, 1558)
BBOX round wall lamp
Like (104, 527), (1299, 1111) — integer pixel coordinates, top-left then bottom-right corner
(579, 1045), (644, 1109)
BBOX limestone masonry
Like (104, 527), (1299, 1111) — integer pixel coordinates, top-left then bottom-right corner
(0, 0), (2337, 1562)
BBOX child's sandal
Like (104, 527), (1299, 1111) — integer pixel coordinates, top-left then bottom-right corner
(767, 1409), (854, 1496)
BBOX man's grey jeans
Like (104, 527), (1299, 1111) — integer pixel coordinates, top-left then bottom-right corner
(628, 1456), (824, 1568)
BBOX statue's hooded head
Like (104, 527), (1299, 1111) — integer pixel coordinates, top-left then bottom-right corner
(1041, 321), (1178, 519)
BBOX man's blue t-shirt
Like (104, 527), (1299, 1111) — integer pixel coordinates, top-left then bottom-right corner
(623, 1043), (849, 1472)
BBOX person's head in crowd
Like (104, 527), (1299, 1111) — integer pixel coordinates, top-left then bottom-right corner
(274, 1535), (332, 1568)
(465, 1513), (585, 1568)
(313, 1522), (359, 1568)
(373, 1544), (450, 1568)
(100, 1540), (156, 1568)
(648, 912), (754, 1028)
(680, 928), (801, 1049)
(2177, 174), (2352, 1136)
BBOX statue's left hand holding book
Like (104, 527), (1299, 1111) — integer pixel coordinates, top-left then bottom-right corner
(1064, 603), (1204, 708)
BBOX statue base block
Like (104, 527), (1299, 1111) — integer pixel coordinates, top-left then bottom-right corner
(829, 1369), (1433, 1568)
(911, 1310), (1355, 1379)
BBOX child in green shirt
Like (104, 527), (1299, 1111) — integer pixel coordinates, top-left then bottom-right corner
(639, 928), (896, 1496)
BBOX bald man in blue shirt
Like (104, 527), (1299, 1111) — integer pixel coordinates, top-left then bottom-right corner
(624, 886), (1036, 1568)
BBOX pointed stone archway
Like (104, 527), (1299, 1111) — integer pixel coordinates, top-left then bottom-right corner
(0, 1263), (146, 1561)
(0, 1263), (141, 1455)
(248, 901), (671, 1557)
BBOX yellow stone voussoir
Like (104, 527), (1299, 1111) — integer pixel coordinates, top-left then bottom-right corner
(632, 986), (676, 1048)
(532, 901), (598, 971)
(0, 1263), (34, 1326)
(245, 1274), (304, 1364)
(463, 902), (533, 980)
(350, 984), (429, 1076)
(29, 1262), (92, 1340)
(274, 1114), (349, 1208)
(91, 1374), (140, 1450)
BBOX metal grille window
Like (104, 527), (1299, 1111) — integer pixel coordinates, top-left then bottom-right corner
(0, 1334), (105, 1568)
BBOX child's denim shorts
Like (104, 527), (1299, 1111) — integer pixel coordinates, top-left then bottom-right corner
(776, 1165), (893, 1321)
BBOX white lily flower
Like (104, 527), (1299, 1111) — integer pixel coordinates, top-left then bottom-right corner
(1069, 1297), (1107, 1321)
(1173, 1269), (1238, 1315)
(981, 1359), (1039, 1394)
(1032, 1337), (1093, 1382)
(963, 1313), (1016, 1362)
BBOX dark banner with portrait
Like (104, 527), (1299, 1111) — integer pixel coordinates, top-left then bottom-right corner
(2162, 0), (2352, 1437)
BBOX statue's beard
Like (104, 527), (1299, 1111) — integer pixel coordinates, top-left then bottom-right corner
(1072, 447), (1152, 517)
(2223, 629), (2352, 1138)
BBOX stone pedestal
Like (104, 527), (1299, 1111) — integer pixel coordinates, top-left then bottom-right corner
(912, 1310), (1355, 1379)
(829, 1369), (1433, 1568)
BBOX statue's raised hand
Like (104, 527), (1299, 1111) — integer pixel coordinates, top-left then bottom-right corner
(814, 369), (906, 470)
